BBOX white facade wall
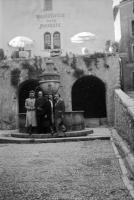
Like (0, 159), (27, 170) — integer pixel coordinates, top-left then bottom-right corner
(0, 0), (114, 56)
(113, 0), (134, 60)
(113, 0), (121, 43)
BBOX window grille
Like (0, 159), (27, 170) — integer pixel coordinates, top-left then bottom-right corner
(44, 32), (51, 49)
(53, 32), (61, 49)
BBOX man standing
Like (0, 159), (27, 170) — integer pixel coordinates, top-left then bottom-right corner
(25, 90), (37, 134)
(35, 91), (46, 133)
(35, 91), (52, 134)
(48, 95), (54, 134)
(54, 93), (66, 133)
(43, 94), (52, 133)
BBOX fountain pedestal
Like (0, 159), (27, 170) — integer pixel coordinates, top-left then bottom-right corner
(39, 59), (60, 95)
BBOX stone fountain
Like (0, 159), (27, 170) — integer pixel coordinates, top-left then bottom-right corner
(39, 59), (86, 133)
(11, 58), (92, 139)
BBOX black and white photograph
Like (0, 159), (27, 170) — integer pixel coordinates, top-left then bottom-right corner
(0, 0), (134, 199)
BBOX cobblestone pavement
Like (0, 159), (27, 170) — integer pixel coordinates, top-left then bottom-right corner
(0, 140), (133, 200)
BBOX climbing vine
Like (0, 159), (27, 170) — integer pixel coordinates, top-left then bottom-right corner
(62, 53), (70, 65)
(70, 54), (84, 79)
(83, 52), (110, 70)
(11, 68), (21, 87)
(70, 54), (77, 70)
(21, 56), (43, 78)
(73, 68), (84, 79)
(0, 49), (5, 61)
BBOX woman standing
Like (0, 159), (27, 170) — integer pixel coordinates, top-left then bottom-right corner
(25, 90), (37, 134)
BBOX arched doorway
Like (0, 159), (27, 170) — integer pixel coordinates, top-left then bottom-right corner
(72, 75), (106, 118)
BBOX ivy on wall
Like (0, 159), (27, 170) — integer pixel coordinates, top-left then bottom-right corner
(21, 56), (43, 78)
(62, 53), (84, 78)
(9, 52), (111, 88)
(71, 55), (84, 79)
(0, 49), (5, 61)
(70, 54), (77, 70)
(83, 52), (110, 70)
(73, 68), (84, 79)
(11, 68), (21, 87)
(62, 53), (70, 65)
(21, 61), (36, 77)
(0, 64), (9, 69)
(33, 56), (43, 72)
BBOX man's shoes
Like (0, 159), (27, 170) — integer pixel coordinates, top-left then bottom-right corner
(26, 126), (32, 134)
(50, 128), (54, 136)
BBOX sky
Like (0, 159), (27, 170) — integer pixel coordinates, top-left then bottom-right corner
(68, 0), (115, 54)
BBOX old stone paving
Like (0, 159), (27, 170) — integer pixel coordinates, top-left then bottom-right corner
(0, 136), (133, 200)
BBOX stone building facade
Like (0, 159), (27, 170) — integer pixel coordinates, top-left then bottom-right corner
(0, 54), (120, 130)
(113, 0), (134, 91)
(113, 0), (134, 60)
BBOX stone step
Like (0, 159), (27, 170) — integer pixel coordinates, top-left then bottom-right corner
(126, 91), (134, 99)
(0, 134), (110, 144)
(85, 118), (107, 128)
(0, 128), (111, 143)
(11, 129), (93, 139)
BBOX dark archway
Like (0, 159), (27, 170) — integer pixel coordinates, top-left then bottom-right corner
(72, 75), (106, 118)
(18, 79), (40, 113)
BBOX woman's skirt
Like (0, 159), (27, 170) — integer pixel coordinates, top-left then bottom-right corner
(25, 110), (37, 127)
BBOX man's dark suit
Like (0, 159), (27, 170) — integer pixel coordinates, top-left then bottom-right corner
(35, 97), (51, 133)
(54, 98), (65, 132)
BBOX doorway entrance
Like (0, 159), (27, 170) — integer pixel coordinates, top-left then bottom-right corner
(72, 75), (106, 126)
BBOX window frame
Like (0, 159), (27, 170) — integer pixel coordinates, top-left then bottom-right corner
(53, 31), (61, 49)
(44, 0), (52, 11)
(44, 32), (51, 50)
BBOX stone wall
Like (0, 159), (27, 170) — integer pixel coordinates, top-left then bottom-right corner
(0, 61), (18, 129)
(114, 89), (134, 149)
(0, 54), (120, 129)
(119, 54), (134, 91)
(55, 54), (121, 125)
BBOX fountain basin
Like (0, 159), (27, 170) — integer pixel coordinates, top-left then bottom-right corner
(39, 71), (60, 94)
(19, 113), (26, 133)
(63, 111), (85, 131)
(39, 80), (60, 95)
